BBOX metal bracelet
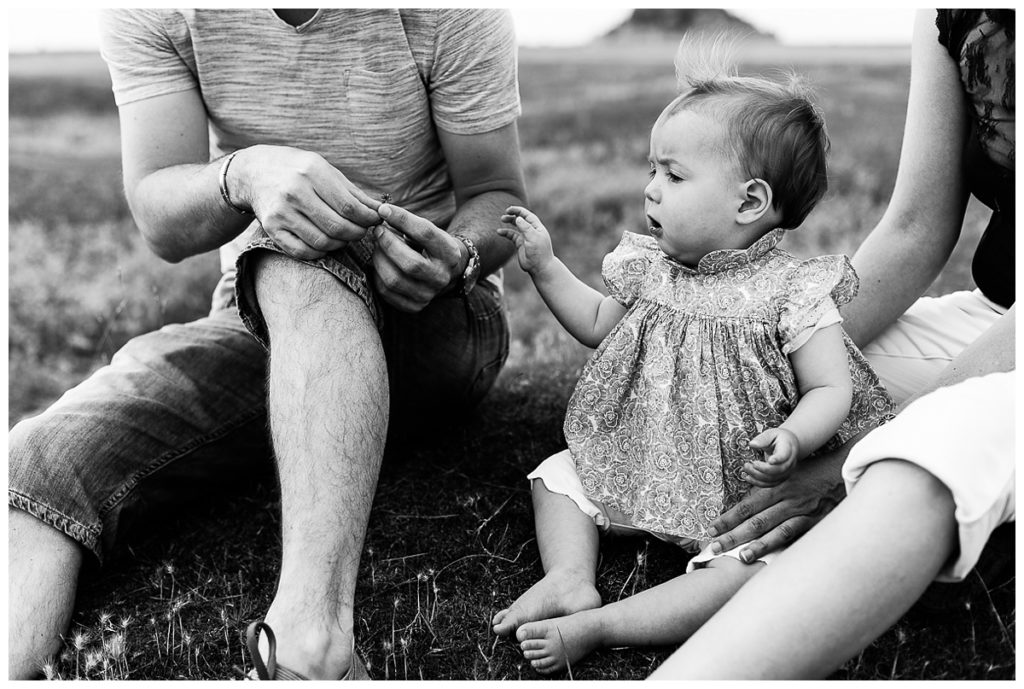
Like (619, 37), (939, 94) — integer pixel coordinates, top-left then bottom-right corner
(218, 150), (254, 216)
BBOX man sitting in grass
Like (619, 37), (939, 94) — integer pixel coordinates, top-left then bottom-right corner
(9, 8), (525, 680)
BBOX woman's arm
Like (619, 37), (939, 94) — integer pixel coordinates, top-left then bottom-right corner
(843, 11), (971, 346)
(924, 305), (1015, 394)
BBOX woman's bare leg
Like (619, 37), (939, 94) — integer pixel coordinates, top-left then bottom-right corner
(651, 459), (957, 679)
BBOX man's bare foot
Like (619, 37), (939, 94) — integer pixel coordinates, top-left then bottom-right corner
(491, 569), (601, 637)
(516, 609), (604, 675)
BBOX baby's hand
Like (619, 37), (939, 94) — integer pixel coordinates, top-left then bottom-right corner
(743, 428), (801, 487)
(497, 205), (555, 276)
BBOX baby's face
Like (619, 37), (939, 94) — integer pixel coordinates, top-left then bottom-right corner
(644, 110), (747, 267)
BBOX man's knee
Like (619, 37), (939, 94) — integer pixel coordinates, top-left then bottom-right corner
(251, 252), (372, 333)
(253, 252), (335, 309)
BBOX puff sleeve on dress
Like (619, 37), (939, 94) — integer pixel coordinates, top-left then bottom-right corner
(777, 255), (859, 354)
(601, 232), (657, 308)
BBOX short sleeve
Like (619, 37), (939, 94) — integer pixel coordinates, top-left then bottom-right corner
(98, 9), (196, 106)
(428, 9), (521, 134)
(602, 232), (657, 307)
(778, 255), (859, 354)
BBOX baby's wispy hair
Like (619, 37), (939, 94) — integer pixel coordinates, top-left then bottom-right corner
(674, 31), (744, 91)
(674, 32), (816, 109)
(663, 32), (830, 229)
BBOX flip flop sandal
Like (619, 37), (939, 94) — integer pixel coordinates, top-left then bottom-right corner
(246, 620), (371, 680)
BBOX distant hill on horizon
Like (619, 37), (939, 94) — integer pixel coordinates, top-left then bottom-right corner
(604, 8), (774, 42)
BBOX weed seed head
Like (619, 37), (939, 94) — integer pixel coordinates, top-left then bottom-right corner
(104, 633), (126, 658)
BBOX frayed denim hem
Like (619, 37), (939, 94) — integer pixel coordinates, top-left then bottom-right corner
(8, 489), (102, 563)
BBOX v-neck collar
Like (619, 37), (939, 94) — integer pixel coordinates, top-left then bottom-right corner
(269, 9), (323, 32)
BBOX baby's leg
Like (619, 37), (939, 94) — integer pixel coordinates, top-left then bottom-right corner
(518, 555), (763, 674)
(492, 479), (602, 637)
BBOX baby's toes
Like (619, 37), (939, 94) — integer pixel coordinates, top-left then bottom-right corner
(519, 635), (546, 652)
(531, 657), (561, 674)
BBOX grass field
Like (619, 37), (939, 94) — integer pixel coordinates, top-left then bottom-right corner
(8, 40), (1013, 680)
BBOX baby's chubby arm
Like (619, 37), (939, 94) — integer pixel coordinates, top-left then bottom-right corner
(743, 324), (853, 487)
(499, 206), (626, 348)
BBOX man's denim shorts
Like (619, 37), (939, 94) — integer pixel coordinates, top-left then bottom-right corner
(9, 229), (509, 563)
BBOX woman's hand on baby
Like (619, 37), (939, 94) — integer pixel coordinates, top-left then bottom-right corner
(705, 434), (860, 563)
(497, 205), (555, 276)
(744, 428), (800, 487)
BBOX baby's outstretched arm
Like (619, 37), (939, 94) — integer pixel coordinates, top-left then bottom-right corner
(744, 324), (853, 487)
(499, 206), (626, 347)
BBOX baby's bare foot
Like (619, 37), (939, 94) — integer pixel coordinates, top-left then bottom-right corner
(491, 570), (600, 637)
(516, 610), (604, 675)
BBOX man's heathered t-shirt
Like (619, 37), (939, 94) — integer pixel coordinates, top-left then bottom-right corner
(98, 9), (521, 295)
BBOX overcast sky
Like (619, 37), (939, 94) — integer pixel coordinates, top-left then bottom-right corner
(6, 6), (916, 53)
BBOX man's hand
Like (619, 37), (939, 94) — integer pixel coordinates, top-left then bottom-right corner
(371, 203), (466, 312)
(744, 427), (800, 487)
(234, 145), (382, 260)
(709, 444), (849, 562)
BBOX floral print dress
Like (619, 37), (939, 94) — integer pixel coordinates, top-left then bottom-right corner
(563, 229), (895, 545)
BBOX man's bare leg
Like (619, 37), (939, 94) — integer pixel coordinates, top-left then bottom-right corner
(517, 555), (763, 674)
(492, 479), (602, 637)
(253, 254), (388, 679)
(651, 459), (957, 680)
(9, 508), (83, 679)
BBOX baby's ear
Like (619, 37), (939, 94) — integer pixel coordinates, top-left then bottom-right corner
(736, 178), (773, 225)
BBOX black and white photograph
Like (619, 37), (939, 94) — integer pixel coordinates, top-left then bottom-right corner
(7, 5), (1015, 681)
